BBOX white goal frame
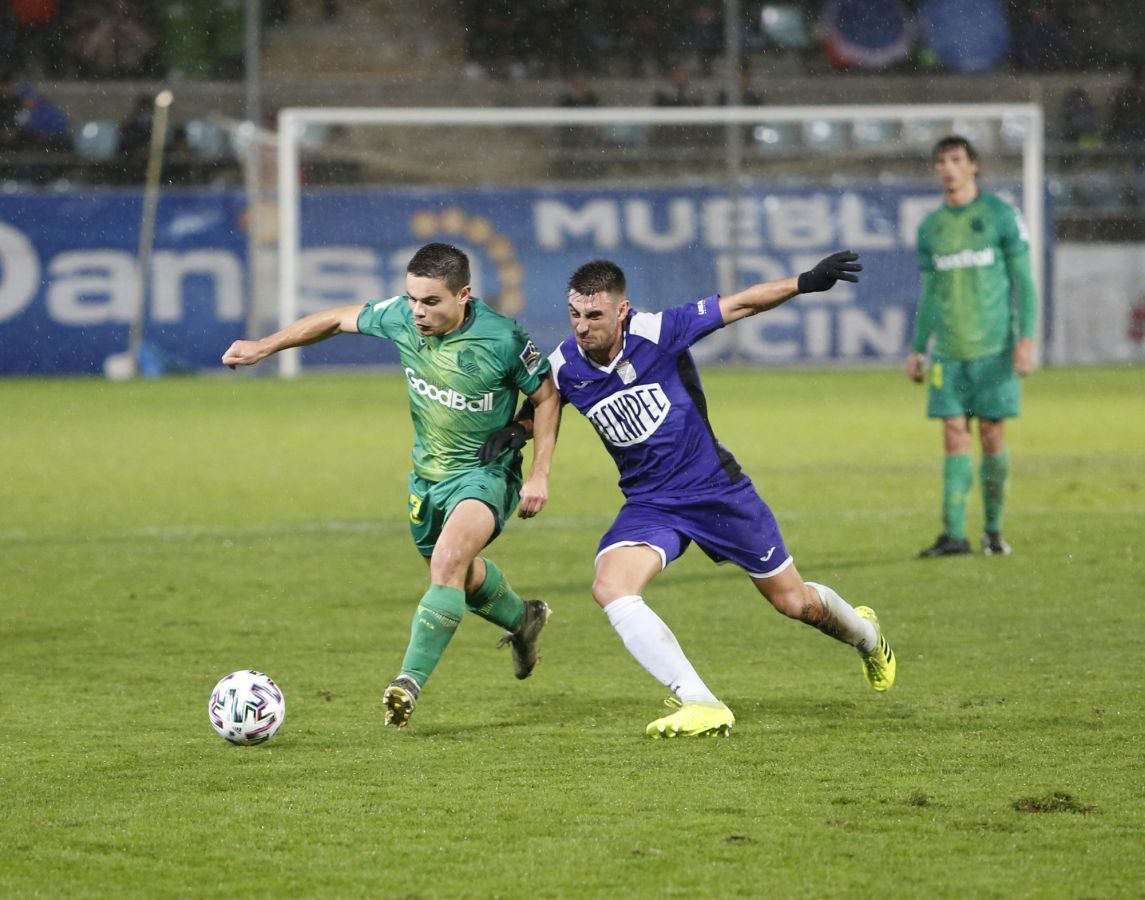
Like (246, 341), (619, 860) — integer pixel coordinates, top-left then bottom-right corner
(275, 103), (1044, 378)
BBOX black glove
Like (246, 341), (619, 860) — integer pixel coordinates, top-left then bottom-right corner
(797, 251), (862, 293)
(477, 422), (527, 463)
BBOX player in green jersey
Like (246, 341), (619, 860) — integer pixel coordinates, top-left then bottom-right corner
(221, 243), (560, 728)
(906, 136), (1038, 558)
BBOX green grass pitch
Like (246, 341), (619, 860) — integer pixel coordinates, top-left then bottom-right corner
(2, 365), (1143, 898)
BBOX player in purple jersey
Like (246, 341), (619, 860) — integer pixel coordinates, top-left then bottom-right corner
(484, 252), (896, 738)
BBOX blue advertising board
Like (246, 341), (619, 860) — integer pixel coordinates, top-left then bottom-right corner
(0, 191), (247, 375)
(0, 183), (1043, 375)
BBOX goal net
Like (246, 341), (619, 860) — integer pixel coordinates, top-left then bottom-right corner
(266, 103), (1044, 377)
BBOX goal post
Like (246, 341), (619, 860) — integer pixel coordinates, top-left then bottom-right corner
(274, 103), (1044, 377)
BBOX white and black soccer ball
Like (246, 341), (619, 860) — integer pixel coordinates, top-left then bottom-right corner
(208, 670), (286, 745)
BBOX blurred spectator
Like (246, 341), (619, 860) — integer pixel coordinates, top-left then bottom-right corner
(556, 75), (601, 149)
(159, 1), (208, 78)
(654, 65), (703, 107)
(0, 6), (17, 78)
(1069, 1), (1145, 71)
(716, 71), (765, 106)
(66, 0), (159, 80)
(210, 0), (246, 80)
(1109, 62), (1145, 146)
(263, 0), (339, 24)
(1012, 3), (1076, 72)
(458, 0), (542, 79)
(6, 0), (63, 77)
(614, 11), (670, 77)
(159, 0), (244, 80)
(715, 71), (764, 146)
(13, 83), (70, 152)
(557, 75), (600, 108)
(114, 92), (156, 181)
(827, 0), (917, 71)
(302, 123), (362, 185)
(114, 111), (197, 187)
(680, 3), (723, 77)
(1059, 87), (1103, 147)
(263, 0), (289, 26)
(0, 82), (22, 149)
(162, 124), (198, 187)
(654, 64), (704, 148)
(1066, 1), (1117, 70)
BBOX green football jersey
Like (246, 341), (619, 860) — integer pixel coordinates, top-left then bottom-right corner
(914, 192), (1036, 360)
(356, 297), (549, 482)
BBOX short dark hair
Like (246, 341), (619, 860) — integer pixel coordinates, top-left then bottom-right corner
(568, 259), (626, 296)
(407, 242), (470, 293)
(932, 134), (979, 163)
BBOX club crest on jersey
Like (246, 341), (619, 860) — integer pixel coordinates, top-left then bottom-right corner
(585, 384), (670, 447)
(456, 349), (479, 375)
(616, 359), (637, 385)
(519, 340), (542, 374)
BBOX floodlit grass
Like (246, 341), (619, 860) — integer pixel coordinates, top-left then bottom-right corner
(1, 365), (1143, 898)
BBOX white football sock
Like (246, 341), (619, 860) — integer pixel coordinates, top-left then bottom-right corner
(603, 595), (719, 704)
(807, 582), (877, 653)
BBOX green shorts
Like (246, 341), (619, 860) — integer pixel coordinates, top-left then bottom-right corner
(406, 464), (522, 558)
(927, 349), (1021, 420)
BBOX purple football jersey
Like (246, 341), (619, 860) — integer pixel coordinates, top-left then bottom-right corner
(549, 295), (744, 498)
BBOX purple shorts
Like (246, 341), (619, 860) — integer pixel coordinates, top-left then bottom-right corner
(595, 478), (792, 579)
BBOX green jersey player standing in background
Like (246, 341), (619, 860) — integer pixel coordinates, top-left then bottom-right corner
(906, 135), (1038, 557)
(222, 243), (560, 728)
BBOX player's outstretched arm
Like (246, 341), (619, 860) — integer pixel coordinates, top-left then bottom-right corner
(718, 251), (861, 325)
(516, 376), (561, 519)
(221, 304), (363, 368)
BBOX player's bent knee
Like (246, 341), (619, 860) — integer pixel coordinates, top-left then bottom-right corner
(429, 546), (477, 587)
(591, 575), (623, 608)
(759, 582), (814, 619)
(771, 591), (806, 618)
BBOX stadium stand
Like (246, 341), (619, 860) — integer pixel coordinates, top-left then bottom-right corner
(0, 0), (1142, 235)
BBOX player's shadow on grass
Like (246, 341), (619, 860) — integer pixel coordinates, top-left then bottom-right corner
(537, 555), (908, 597)
(402, 694), (650, 738)
(801, 555), (921, 572)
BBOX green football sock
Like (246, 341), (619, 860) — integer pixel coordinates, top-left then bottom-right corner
(981, 450), (1010, 534)
(942, 454), (974, 540)
(399, 585), (465, 687)
(465, 558), (525, 631)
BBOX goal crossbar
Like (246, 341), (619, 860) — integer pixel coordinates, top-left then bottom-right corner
(276, 103), (1044, 377)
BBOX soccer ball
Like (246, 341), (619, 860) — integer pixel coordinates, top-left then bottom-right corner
(208, 670), (286, 745)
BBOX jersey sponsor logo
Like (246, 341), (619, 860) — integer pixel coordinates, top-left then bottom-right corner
(585, 384), (671, 447)
(696, 298), (708, 316)
(616, 359), (637, 385)
(519, 340), (542, 374)
(760, 547), (775, 562)
(932, 247), (996, 271)
(404, 367), (494, 412)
